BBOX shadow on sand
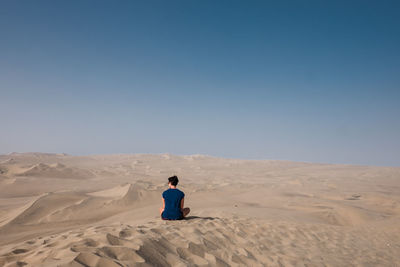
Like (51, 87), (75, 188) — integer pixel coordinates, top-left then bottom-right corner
(183, 216), (217, 221)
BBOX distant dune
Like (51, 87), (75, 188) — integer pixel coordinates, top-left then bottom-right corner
(0, 153), (399, 266)
(15, 163), (94, 179)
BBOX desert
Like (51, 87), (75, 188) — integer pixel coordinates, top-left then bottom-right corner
(0, 152), (399, 266)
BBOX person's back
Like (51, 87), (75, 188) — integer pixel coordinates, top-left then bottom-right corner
(162, 188), (184, 220)
(160, 176), (190, 220)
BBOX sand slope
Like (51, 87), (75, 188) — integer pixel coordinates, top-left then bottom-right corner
(0, 183), (161, 247)
(1, 216), (399, 266)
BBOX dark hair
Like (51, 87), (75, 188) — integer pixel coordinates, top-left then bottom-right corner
(168, 175), (179, 186)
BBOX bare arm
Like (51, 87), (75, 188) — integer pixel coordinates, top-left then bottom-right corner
(180, 197), (184, 211)
(160, 198), (165, 214)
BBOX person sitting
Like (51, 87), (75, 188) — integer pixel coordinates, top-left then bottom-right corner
(159, 175), (190, 220)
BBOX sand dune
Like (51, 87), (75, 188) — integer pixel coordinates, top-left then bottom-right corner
(1, 183), (159, 230)
(0, 194), (46, 228)
(87, 184), (131, 198)
(0, 153), (399, 266)
(15, 163), (94, 179)
(1, 216), (399, 266)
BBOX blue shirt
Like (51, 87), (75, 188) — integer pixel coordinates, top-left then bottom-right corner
(162, 188), (185, 220)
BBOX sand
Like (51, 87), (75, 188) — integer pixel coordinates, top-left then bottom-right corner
(0, 153), (399, 266)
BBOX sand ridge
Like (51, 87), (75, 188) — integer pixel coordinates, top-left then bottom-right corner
(1, 216), (399, 266)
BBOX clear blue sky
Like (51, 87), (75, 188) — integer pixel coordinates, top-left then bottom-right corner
(1, 1), (399, 166)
